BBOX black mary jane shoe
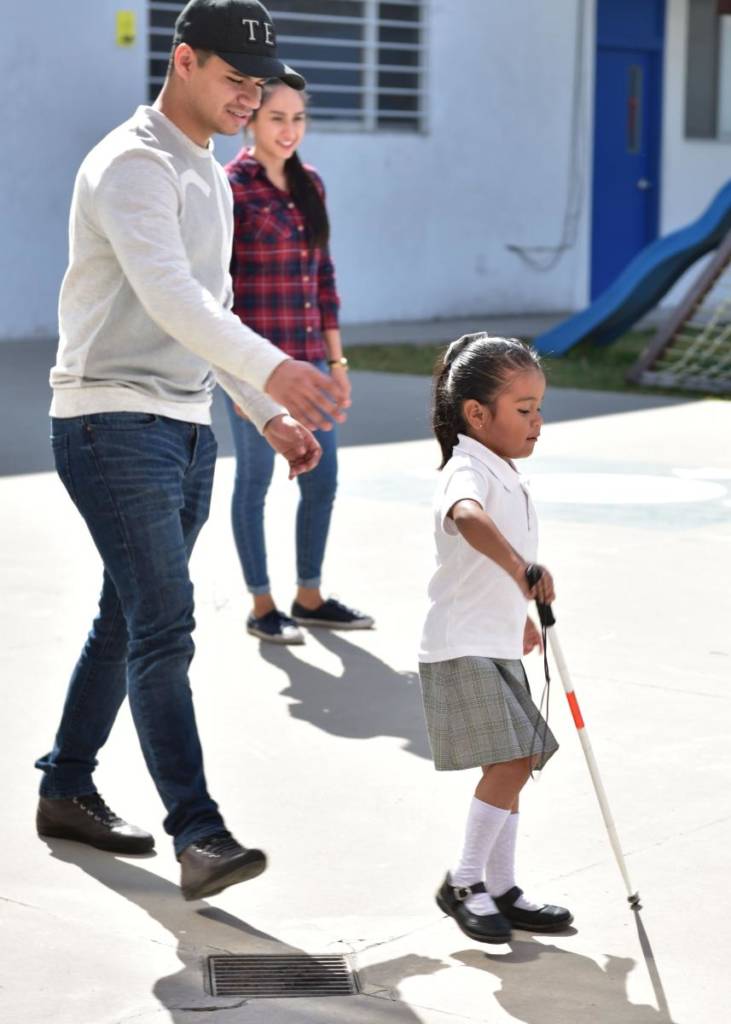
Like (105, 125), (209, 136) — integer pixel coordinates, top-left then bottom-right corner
(493, 885), (574, 932)
(436, 875), (512, 944)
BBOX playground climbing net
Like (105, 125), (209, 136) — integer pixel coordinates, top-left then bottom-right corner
(628, 232), (731, 395)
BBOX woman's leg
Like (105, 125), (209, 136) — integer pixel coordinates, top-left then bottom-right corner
(294, 419), (337, 607)
(224, 394), (276, 616)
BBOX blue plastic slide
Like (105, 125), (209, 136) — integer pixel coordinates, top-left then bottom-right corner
(532, 180), (731, 356)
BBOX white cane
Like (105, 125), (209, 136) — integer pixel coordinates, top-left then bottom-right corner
(526, 566), (641, 911)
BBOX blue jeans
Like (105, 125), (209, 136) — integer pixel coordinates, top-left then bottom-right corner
(223, 384), (338, 595)
(35, 413), (226, 855)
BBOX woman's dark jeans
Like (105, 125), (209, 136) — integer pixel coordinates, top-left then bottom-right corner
(35, 413), (226, 855)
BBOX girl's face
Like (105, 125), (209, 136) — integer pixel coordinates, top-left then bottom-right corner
(250, 85), (306, 162)
(463, 368), (545, 460)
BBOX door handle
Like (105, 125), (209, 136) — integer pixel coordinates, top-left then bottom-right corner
(637, 178), (652, 190)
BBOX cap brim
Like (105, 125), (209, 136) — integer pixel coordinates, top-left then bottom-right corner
(216, 51), (306, 90)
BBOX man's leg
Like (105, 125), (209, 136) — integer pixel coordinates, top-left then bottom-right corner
(38, 414), (225, 854)
(36, 569), (129, 798)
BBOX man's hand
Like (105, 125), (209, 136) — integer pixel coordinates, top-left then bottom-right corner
(266, 359), (350, 431)
(263, 414), (322, 479)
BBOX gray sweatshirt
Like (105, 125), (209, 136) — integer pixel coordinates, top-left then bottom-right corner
(50, 106), (286, 431)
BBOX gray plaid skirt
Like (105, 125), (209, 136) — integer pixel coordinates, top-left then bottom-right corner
(418, 656), (558, 771)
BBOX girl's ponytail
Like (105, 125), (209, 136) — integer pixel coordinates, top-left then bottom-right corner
(431, 333), (542, 469)
(432, 333), (487, 469)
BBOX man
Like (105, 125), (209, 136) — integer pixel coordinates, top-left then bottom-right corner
(35, 0), (347, 901)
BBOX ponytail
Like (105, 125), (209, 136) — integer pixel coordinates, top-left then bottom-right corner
(431, 333), (542, 469)
(285, 151), (330, 249)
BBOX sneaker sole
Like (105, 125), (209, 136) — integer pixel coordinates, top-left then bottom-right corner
(292, 617), (374, 630)
(182, 851), (267, 902)
(246, 626), (305, 645)
(435, 893), (512, 944)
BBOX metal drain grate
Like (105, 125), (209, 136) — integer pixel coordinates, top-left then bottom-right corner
(207, 954), (359, 998)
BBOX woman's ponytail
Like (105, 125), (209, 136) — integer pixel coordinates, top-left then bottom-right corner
(285, 151), (330, 249)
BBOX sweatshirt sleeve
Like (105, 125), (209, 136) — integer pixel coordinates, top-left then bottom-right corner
(215, 368), (286, 434)
(93, 150), (289, 392)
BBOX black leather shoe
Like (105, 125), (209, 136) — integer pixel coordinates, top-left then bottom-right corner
(36, 794), (155, 854)
(436, 874), (512, 944)
(178, 831), (267, 901)
(493, 885), (574, 932)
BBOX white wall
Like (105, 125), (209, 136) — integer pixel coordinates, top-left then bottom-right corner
(0, 0), (147, 340)
(1, 0), (594, 340)
(662, 0), (731, 233)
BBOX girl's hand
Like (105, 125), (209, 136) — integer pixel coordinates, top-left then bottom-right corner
(528, 565), (556, 605)
(329, 364), (351, 406)
(523, 615), (543, 655)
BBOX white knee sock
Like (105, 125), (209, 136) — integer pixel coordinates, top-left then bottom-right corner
(485, 812), (540, 911)
(451, 798), (510, 915)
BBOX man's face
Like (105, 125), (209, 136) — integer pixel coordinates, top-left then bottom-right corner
(186, 51), (266, 137)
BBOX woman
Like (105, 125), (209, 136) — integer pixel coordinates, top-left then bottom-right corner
(224, 83), (373, 644)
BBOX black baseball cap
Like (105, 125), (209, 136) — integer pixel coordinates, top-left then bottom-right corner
(174, 0), (306, 90)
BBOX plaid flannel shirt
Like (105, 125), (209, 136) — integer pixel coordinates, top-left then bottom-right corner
(225, 148), (341, 362)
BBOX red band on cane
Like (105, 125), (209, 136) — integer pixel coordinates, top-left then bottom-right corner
(566, 691), (585, 729)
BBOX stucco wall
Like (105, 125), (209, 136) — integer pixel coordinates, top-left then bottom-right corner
(0, 0), (596, 340)
(0, 1), (147, 340)
(6, 0), (724, 341)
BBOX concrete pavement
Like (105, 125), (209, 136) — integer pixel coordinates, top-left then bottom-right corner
(1, 356), (730, 1022)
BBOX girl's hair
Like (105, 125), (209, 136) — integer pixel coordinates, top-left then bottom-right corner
(250, 83), (330, 249)
(432, 333), (543, 469)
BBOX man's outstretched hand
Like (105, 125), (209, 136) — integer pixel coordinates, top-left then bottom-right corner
(263, 414), (322, 479)
(266, 359), (350, 431)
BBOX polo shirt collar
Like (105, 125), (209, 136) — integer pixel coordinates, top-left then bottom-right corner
(454, 434), (522, 492)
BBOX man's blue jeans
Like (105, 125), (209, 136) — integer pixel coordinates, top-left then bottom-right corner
(223, 383), (338, 595)
(35, 413), (226, 855)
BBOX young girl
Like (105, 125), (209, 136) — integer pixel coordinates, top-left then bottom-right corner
(224, 83), (372, 644)
(419, 333), (573, 943)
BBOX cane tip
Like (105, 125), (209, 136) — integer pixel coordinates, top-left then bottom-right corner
(628, 892), (641, 911)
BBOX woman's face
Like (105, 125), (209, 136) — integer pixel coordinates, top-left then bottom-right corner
(250, 85), (306, 162)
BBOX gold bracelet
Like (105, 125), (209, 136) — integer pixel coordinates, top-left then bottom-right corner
(327, 357), (349, 369)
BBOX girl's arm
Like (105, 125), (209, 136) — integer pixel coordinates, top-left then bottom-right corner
(323, 330), (351, 405)
(450, 499), (555, 601)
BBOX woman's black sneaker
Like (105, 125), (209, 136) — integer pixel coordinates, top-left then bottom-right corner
(493, 885), (574, 932)
(246, 609), (304, 645)
(436, 875), (512, 944)
(291, 598), (374, 630)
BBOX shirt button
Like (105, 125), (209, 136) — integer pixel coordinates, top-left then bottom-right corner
(297, 225), (304, 232)
(288, 202), (295, 209)
(305, 301), (312, 308)
(306, 326), (313, 333)
(301, 250), (307, 257)
(303, 275), (310, 282)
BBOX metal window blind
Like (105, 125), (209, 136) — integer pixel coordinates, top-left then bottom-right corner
(148, 1), (426, 131)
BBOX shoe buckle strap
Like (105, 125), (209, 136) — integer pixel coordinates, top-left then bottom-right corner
(453, 881), (486, 901)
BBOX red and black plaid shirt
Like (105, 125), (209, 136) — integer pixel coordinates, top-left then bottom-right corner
(225, 148), (340, 362)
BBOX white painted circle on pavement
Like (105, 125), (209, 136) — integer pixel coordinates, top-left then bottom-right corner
(529, 473), (727, 505)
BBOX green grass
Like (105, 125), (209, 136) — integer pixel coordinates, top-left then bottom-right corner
(347, 330), (731, 398)
(346, 331), (655, 393)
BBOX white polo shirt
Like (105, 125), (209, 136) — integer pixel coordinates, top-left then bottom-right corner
(419, 434), (538, 663)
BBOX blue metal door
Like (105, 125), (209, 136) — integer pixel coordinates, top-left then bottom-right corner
(591, 0), (665, 298)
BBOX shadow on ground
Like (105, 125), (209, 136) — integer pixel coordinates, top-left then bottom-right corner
(42, 839), (433, 1022)
(259, 630), (431, 760)
(453, 936), (678, 1024)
